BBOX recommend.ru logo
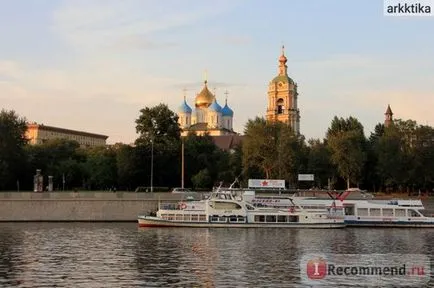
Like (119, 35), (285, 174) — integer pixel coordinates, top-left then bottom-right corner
(300, 253), (431, 287)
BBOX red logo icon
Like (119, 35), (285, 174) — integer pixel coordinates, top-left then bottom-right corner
(261, 181), (268, 186)
(306, 258), (327, 279)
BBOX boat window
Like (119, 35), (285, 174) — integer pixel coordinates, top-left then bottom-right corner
(277, 215), (287, 222)
(237, 216), (246, 222)
(211, 216), (219, 222)
(357, 208), (369, 216)
(191, 214), (199, 221)
(167, 214), (175, 221)
(370, 208), (381, 216)
(409, 210), (420, 217)
(395, 209), (406, 217)
(183, 214), (191, 221)
(175, 214), (183, 221)
(199, 215), (206, 222)
(288, 215), (298, 222)
(229, 216), (238, 222)
(266, 215), (276, 222)
(254, 215), (265, 222)
(218, 217), (227, 222)
(344, 206), (355, 216)
(382, 209), (394, 217)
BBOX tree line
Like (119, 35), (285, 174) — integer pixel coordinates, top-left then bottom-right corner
(0, 105), (433, 193)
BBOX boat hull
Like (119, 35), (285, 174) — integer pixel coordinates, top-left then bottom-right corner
(345, 220), (434, 228)
(138, 216), (345, 229)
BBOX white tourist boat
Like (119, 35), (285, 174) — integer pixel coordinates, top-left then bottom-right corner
(248, 189), (434, 228)
(137, 189), (345, 228)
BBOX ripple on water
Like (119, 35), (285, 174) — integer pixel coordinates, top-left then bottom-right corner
(0, 223), (432, 287)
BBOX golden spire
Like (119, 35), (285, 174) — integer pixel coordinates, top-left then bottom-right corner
(279, 44), (287, 64)
(204, 70), (208, 85)
(182, 88), (187, 101)
(224, 90), (229, 105)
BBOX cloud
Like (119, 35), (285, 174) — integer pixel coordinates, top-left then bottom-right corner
(51, 0), (238, 52)
(0, 60), (22, 80)
(220, 35), (251, 46)
(111, 35), (177, 51)
(293, 53), (434, 138)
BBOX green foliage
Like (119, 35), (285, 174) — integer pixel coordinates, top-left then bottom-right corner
(25, 139), (85, 190)
(135, 103), (180, 146)
(1, 105), (433, 193)
(191, 168), (212, 189)
(327, 116), (367, 189)
(242, 117), (308, 187)
(242, 117), (280, 179)
(83, 146), (117, 190)
(0, 110), (28, 189)
(307, 139), (334, 189)
(115, 144), (139, 191)
(184, 133), (220, 188)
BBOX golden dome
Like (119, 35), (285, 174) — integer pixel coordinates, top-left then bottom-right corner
(195, 80), (215, 108)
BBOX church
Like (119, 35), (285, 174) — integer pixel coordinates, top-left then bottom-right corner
(177, 46), (301, 139)
(266, 46), (301, 134)
(177, 80), (236, 137)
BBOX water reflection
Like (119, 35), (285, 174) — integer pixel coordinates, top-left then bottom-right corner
(0, 223), (431, 287)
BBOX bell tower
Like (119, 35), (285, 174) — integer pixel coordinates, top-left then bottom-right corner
(266, 45), (300, 134)
(384, 104), (393, 128)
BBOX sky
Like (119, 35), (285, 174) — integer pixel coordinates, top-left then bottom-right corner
(1, 0), (433, 144)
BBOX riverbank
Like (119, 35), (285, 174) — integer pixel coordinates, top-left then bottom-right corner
(0, 191), (432, 222)
(0, 192), (184, 222)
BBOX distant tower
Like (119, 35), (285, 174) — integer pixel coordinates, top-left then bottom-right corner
(266, 45), (300, 134)
(384, 104), (393, 127)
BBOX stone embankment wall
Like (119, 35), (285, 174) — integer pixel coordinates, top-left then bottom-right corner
(0, 192), (185, 222)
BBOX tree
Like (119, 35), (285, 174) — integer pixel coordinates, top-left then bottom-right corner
(242, 117), (308, 186)
(115, 144), (139, 191)
(409, 125), (434, 191)
(25, 139), (84, 190)
(374, 125), (406, 191)
(191, 168), (212, 189)
(134, 104), (182, 189)
(277, 128), (308, 188)
(0, 110), (28, 190)
(135, 103), (180, 146)
(83, 146), (117, 190)
(326, 116), (367, 189)
(184, 133), (220, 188)
(242, 117), (280, 179)
(307, 139), (334, 189)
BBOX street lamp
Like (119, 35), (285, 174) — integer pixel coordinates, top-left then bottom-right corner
(150, 119), (157, 193)
(150, 138), (154, 193)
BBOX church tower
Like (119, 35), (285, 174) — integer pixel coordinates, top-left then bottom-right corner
(266, 46), (300, 134)
(384, 104), (393, 128)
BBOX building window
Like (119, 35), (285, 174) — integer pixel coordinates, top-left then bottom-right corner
(277, 98), (284, 114)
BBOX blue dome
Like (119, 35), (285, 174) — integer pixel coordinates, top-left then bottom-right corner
(178, 100), (192, 113)
(208, 99), (222, 112)
(221, 103), (233, 117)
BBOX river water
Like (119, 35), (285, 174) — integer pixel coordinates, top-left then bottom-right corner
(0, 200), (433, 288)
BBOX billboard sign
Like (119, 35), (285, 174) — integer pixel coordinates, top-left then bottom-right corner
(298, 174), (314, 181)
(248, 179), (285, 189)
